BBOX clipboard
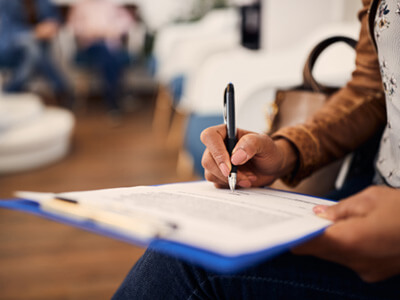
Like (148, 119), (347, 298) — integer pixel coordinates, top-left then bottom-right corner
(0, 182), (333, 273)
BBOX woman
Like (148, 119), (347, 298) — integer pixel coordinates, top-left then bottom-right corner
(0, 0), (73, 108)
(67, 0), (135, 115)
(113, 0), (400, 298)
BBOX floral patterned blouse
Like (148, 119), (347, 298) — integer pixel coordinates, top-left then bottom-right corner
(374, 0), (400, 187)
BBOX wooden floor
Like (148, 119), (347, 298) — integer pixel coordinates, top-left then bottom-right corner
(0, 96), (198, 300)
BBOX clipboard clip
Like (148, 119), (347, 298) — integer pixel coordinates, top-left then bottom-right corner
(42, 197), (179, 240)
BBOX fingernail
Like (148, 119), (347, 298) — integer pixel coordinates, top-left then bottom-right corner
(219, 163), (230, 177)
(238, 180), (251, 188)
(232, 148), (248, 165)
(248, 175), (258, 182)
(313, 205), (328, 217)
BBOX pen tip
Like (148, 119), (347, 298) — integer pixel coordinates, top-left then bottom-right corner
(228, 174), (237, 192)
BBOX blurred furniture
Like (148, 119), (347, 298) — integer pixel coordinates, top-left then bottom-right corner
(0, 93), (75, 174)
(180, 22), (360, 176)
(181, 22), (359, 117)
(151, 7), (240, 145)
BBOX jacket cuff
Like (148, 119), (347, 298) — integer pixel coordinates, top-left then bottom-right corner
(271, 126), (320, 186)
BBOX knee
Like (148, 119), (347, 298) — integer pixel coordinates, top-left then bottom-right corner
(112, 249), (190, 300)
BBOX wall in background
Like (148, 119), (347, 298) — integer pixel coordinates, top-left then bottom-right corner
(261, 0), (362, 51)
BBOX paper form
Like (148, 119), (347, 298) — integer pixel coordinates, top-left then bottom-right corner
(52, 181), (334, 256)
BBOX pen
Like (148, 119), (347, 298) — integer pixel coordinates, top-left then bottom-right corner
(224, 83), (237, 192)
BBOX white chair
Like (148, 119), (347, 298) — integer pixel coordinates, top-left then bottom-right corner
(153, 8), (240, 83)
(0, 93), (44, 133)
(151, 8), (241, 143)
(0, 93), (75, 174)
(180, 22), (360, 118)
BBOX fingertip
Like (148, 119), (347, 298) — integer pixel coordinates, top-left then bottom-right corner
(219, 163), (230, 177)
(238, 179), (251, 188)
(200, 124), (226, 144)
(313, 205), (328, 214)
(248, 175), (258, 182)
(231, 148), (249, 165)
(313, 205), (329, 219)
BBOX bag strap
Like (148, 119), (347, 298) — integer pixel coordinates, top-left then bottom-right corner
(303, 36), (358, 94)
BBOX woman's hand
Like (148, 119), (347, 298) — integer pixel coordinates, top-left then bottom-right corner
(200, 124), (298, 188)
(293, 186), (400, 282)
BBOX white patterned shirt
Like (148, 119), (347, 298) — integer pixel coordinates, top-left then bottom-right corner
(374, 0), (400, 187)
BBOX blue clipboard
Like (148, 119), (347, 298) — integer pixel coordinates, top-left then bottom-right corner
(0, 198), (327, 273)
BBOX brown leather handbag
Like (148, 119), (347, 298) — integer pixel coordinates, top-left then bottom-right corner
(267, 36), (358, 197)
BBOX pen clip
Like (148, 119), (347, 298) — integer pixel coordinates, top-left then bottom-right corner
(224, 83), (236, 139)
(223, 86), (228, 125)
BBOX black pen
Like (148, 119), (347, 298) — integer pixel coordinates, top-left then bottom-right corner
(224, 83), (237, 191)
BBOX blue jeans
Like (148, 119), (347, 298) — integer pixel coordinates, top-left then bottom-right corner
(75, 41), (130, 111)
(1, 35), (70, 95)
(112, 249), (400, 299)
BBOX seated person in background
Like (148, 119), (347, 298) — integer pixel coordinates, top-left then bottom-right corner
(0, 0), (73, 108)
(67, 0), (135, 116)
(112, 0), (400, 299)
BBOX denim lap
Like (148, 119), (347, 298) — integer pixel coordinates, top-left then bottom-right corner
(112, 248), (400, 300)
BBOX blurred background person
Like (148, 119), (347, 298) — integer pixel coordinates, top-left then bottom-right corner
(0, 0), (74, 108)
(67, 0), (135, 119)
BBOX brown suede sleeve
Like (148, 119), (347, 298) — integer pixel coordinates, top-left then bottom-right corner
(272, 0), (387, 186)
